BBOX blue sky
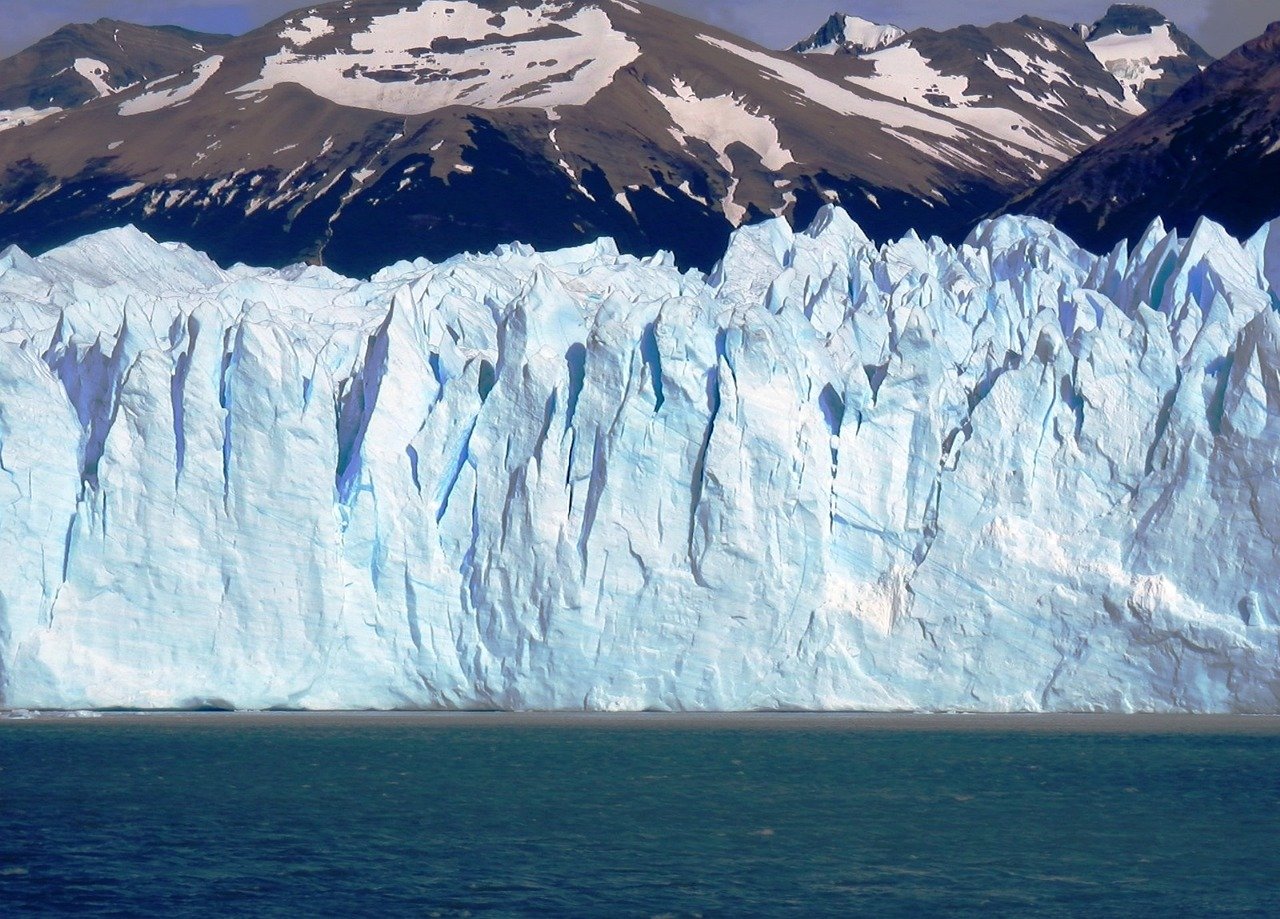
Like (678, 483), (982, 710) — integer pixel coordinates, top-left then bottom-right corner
(2, 0), (1277, 58)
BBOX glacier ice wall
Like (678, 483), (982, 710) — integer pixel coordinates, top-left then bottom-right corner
(1, 208), (1279, 711)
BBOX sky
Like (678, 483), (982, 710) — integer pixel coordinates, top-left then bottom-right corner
(1, 0), (1278, 59)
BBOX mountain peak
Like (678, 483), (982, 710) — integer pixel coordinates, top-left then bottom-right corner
(790, 12), (905, 55)
(1080, 2), (1213, 110)
(1088, 4), (1171, 38)
(1244, 18), (1280, 57)
(0, 17), (230, 115)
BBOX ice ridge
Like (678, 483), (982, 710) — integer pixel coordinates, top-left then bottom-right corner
(1, 209), (1279, 712)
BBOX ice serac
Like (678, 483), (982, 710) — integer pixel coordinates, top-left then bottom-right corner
(1, 212), (1279, 712)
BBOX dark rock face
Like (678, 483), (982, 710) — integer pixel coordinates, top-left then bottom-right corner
(790, 14), (849, 54)
(1087, 4), (1172, 38)
(1004, 22), (1280, 253)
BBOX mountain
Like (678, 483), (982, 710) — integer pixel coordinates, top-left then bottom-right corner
(787, 4), (1209, 111)
(2, 210), (1279, 710)
(793, 5), (1212, 168)
(789, 13), (905, 55)
(0, 0), (1204, 277)
(1078, 3), (1213, 110)
(826, 17), (1141, 165)
(0, 19), (231, 133)
(1006, 21), (1280, 253)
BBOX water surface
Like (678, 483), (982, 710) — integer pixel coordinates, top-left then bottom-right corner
(1, 714), (1277, 916)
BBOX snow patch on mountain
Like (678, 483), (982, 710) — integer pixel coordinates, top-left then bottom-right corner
(1001, 47), (1074, 90)
(1, 211), (1280, 711)
(72, 58), (116, 98)
(846, 44), (1077, 162)
(106, 182), (147, 200)
(653, 78), (793, 182)
(831, 16), (905, 54)
(851, 43), (977, 108)
(119, 55), (224, 116)
(279, 14), (335, 46)
(0, 106), (62, 133)
(989, 51), (1129, 129)
(234, 2), (639, 116)
(698, 34), (966, 143)
(1087, 23), (1184, 110)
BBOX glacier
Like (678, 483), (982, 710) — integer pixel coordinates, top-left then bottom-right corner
(1, 207), (1279, 712)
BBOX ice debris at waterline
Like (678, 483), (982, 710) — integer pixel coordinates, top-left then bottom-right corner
(1, 208), (1279, 712)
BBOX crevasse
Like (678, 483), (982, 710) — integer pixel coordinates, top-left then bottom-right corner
(0, 207), (1278, 712)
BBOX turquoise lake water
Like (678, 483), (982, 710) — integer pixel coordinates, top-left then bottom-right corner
(1, 715), (1277, 916)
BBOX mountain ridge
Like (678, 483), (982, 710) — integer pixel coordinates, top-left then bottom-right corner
(0, 0), (1220, 275)
(0, 19), (231, 129)
(1005, 19), (1280, 253)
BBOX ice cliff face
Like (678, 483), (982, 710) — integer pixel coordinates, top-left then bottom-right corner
(2, 208), (1280, 712)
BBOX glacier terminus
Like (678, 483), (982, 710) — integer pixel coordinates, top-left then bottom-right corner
(1, 207), (1279, 712)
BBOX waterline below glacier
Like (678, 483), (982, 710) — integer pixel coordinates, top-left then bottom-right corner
(7, 710), (1280, 733)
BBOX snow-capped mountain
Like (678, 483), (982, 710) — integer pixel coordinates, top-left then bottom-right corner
(1078, 3), (1213, 111)
(1008, 21), (1280, 254)
(789, 13), (905, 56)
(0, 19), (230, 133)
(0, 0), (1210, 277)
(795, 4), (1211, 173)
(2, 210), (1279, 711)
(832, 17), (1138, 163)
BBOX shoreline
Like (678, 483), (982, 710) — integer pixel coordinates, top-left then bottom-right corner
(4, 709), (1280, 733)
